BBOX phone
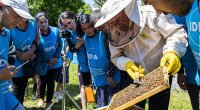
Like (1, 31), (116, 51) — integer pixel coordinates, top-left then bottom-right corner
(14, 60), (29, 71)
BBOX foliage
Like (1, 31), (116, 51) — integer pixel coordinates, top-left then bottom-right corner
(28, 0), (92, 26)
(93, 0), (107, 9)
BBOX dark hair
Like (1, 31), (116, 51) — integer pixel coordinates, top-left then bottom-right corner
(58, 11), (76, 25)
(90, 10), (103, 26)
(35, 12), (49, 22)
(79, 14), (90, 24)
(58, 11), (84, 37)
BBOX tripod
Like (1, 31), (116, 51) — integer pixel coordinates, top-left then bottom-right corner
(46, 39), (81, 110)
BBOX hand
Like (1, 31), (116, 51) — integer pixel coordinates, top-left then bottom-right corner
(20, 45), (36, 61)
(160, 52), (181, 75)
(106, 77), (117, 87)
(177, 72), (187, 90)
(20, 53), (31, 61)
(30, 54), (36, 61)
(16, 50), (24, 58)
(48, 58), (58, 66)
(125, 61), (145, 80)
(0, 65), (18, 80)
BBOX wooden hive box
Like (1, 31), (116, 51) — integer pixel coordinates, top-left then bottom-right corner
(98, 67), (170, 110)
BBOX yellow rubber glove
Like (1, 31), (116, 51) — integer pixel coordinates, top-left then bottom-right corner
(160, 51), (181, 75)
(125, 61), (145, 80)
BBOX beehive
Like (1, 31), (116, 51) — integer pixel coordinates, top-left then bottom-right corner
(104, 67), (169, 110)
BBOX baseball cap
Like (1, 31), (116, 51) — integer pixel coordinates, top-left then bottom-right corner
(1, 0), (34, 20)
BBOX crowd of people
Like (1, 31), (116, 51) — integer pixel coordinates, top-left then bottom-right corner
(0, 0), (199, 110)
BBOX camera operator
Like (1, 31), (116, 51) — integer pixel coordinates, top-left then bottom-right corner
(58, 11), (91, 110)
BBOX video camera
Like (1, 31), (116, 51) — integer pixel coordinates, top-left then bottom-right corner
(59, 30), (72, 39)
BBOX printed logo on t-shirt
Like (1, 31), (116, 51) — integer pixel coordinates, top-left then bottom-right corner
(188, 7), (200, 69)
(44, 41), (56, 54)
(0, 49), (7, 68)
(21, 37), (32, 51)
(188, 8), (200, 47)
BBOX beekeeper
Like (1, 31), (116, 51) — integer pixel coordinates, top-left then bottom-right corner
(95, 0), (188, 110)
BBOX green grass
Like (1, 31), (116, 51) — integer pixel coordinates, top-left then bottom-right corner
(169, 90), (192, 110)
(24, 64), (192, 110)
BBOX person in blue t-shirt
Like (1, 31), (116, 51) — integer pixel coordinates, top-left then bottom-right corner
(35, 12), (63, 109)
(80, 14), (121, 108)
(184, 1), (200, 109)
(0, 0), (34, 109)
(58, 11), (91, 110)
(144, 1), (200, 109)
(0, 27), (26, 110)
(10, 18), (37, 104)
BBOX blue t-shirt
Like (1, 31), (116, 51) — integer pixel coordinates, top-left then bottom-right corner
(0, 28), (18, 110)
(71, 31), (89, 72)
(40, 26), (63, 70)
(84, 31), (121, 87)
(0, 91), (5, 110)
(11, 20), (36, 77)
(185, 0), (200, 85)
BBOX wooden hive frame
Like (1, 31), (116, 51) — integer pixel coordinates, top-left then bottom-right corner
(98, 67), (170, 110)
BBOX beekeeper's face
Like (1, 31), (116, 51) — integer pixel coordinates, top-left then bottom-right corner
(104, 10), (135, 47)
(107, 10), (130, 32)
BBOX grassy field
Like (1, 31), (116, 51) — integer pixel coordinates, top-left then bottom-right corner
(24, 63), (192, 110)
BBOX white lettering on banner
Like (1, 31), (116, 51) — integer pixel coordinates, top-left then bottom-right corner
(189, 22), (200, 32)
(193, 51), (200, 69)
(88, 54), (98, 60)
(45, 46), (55, 52)
(0, 59), (7, 67)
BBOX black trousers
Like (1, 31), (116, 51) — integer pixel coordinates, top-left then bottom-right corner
(187, 82), (200, 110)
(12, 76), (28, 104)
(40, 67), (61, 103)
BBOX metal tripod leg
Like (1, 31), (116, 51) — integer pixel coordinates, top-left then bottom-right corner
(46, 39), (81, 110)
(46, 61), (81, 110)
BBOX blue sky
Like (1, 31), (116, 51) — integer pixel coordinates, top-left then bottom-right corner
(83, 0), (96, 10)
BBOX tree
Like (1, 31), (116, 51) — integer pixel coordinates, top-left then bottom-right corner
(28, 0), (92, 26)
(94, 0), (107, 9)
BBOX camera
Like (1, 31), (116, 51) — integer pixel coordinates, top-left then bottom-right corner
(59, 30), (72, 39)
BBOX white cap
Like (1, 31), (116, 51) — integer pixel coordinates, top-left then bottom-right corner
(95, 0), (132, 27)
(1, 0), (34, 20)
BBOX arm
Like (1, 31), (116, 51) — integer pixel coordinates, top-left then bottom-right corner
(109, 44), (132, 71)
(105, 37), (118, 86)
(155, 14), (188, 57)
(155, 14), (188, 74)
(74, 38), (84, 49)
(8, 37), (16, 65)
(104, 37), (117, 77)
(53, 36), (63, 59)
(48, 37), (63, 66)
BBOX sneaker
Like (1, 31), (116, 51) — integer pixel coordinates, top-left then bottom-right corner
(45, 103), (51, 110)
(37, 99), (44, 107)
(78, 93), (81, 100)
(32, 95), (38, 100)
(57, 93), (63, 100)
(54, 91), (60, 98)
